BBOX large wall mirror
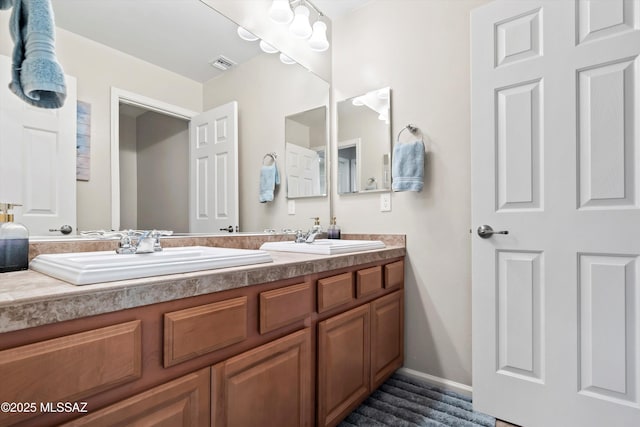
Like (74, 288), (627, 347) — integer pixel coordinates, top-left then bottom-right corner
(285, 106), (328, 198)
(2, 0), (331, 237)
(337, 87), (391, 194)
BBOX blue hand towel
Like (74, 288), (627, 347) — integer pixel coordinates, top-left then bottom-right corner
(259, 164), (280, 203)
(0, 0), (14, 10)
(9, 0), (67, 108)
(392, 140), (425, 192)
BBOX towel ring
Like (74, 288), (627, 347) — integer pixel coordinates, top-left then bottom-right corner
(396, 124), (422, 144)
(262, 152), (277, 165)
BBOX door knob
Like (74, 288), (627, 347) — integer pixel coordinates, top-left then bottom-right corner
(477, 225), (508, 239)
(49, 225), (73, 235)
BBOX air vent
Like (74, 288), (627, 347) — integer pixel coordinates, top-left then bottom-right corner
(209, 55), (236, 71)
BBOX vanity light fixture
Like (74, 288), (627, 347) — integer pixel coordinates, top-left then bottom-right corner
(279, 53), (296, 65)
(237, 26), (259, 41)
(289, 5), (313, 38)
(259, 40), (279, 54)
(268, 0), (294, 24)
(267, 0), (330, 52)
(308, 20), (329, 51)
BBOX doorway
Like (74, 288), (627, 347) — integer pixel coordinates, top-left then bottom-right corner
(110, 88), (197, 232)
(118, 104), (189, 232)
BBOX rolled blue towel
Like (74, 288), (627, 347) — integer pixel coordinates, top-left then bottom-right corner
(9, 0), (67, 108)
(392, 140), (425, 192)
(259, 164), (280, 203)
(0, 0), (14, 10)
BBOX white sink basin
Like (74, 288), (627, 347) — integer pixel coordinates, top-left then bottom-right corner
(259, 239), (385, 255)
(30, 246), (273, 285)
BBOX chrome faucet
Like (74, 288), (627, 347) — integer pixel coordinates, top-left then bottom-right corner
(116, 230), (173, 254)
(294, 217), (323, 243)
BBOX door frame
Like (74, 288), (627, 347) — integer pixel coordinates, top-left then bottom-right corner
(110, 88), (198, 231)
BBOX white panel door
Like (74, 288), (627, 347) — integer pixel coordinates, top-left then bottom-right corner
(471, 1), (640, 426)
(285, 142), (320, 197)
(0, 55), (77, 236)
(189, 101), (238, 233)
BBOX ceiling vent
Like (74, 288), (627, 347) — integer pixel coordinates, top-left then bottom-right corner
(209, 55), (236, 71)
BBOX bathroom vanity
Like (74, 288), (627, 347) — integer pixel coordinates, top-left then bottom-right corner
(0, 234), (405, 427)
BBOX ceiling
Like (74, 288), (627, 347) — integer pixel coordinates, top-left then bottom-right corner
(51, 0), (370, 83)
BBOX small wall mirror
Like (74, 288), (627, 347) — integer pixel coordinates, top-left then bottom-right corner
(285, 106), (328, 198)
(337, 87), (391, 194)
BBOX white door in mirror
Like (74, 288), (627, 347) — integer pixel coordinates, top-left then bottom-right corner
(0, 55), (77, 236)
(189, 101), (238, 232)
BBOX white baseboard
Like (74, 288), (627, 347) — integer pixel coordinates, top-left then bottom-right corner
(397, 367), (473, 398)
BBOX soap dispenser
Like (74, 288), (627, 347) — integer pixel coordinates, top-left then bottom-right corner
(327, 217), (341, 239)
(0, 203), (29, 273)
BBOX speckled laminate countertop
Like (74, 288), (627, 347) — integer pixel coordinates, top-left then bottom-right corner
(0, 234), (405, 334)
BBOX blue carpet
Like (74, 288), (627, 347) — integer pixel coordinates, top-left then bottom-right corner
(339, 372), (495, 427)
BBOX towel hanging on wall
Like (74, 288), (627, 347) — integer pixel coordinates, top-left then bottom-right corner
(259, 153), (280, 203)
(8, 0), (67, 108)
(392, 124), (425, 192)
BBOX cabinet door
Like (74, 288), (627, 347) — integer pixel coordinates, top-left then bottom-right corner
(212, 328), (312, 427)
(317, 304), (370, 427)
(371, 290), (404, 389)
(62, 367), (210, 427)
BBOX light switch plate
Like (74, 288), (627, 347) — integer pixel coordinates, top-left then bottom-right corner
(287, 199), (296, 215)
(380, 193), (391, 212)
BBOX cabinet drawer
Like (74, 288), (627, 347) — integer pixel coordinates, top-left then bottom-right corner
(0, 321), (141, 426)
(63, 367), (211, 427)
(164, 297), (247, 367)
(260, 282), (312, 334)
(317, 272), (354, 313)
(356, 266), (383, 298)
(384, 260), (404, 289)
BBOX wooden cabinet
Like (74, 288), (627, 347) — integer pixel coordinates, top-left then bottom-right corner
(317, 305), (371, 427)
(356, 266), (382, 298)
(164, 297), (248, 367)
(63, 367), (211, 427)
(317, 290), (404, 427)
(317, 272), (354, 313)
(212, 328), (312, 427)
(259, 282), (312, 334)
(0, 320), (142, 426)
(0, 256), (404, 427)
(371, 290), (404, 389)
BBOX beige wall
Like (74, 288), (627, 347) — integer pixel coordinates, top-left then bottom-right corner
(203, 53), (330, 232)
(0, 12), (202, 232)
(333, 0), (489, 386)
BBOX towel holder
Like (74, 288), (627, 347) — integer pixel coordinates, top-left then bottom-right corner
(396, 124), (421, 144)
(263, 152), (278, 165)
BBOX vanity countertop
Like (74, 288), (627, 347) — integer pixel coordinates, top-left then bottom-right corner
(0, 238), (405, 334)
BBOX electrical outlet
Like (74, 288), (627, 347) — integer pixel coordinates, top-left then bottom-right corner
(380, 193), (391, 212)
(287, 199), (296, 215)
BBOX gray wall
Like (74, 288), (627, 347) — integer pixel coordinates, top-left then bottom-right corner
(136, 112), (189, 232)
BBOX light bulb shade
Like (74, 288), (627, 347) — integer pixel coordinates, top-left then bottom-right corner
(259, 40), (279, 54)
(237, 26), (258, 41)
(289, 5), (312, 39)
(279, 53), (296, 65)
(308, 21), (329, 51)
(269, 0), (294, 24)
